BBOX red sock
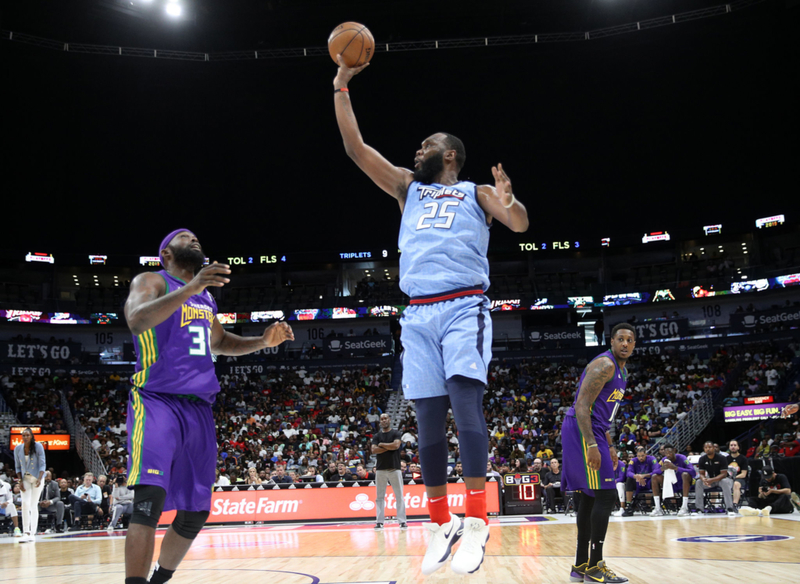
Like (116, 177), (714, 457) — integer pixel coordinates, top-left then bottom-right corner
(428, 495), (451, 525)
(466, 488), (488, 525)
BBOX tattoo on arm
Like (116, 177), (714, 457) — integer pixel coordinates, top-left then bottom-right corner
(574, 358), (616, 445)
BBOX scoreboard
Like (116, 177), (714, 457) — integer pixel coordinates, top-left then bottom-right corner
(502, 472), (542, 515)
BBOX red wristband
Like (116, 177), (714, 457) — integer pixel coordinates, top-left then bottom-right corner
(334, 88), (349, 93)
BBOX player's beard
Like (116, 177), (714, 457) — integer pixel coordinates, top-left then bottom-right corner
(413, 154), (444, 184)
(171, 245), (205, 273)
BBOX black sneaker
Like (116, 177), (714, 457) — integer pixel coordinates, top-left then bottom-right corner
(399, 522), (408, 530)
(68, 524), (82, 532)
(621, 508), (634, 517)
(570, 562), (587, 582)
(374, 523), (383, 530)
(584, 561), (629, 583)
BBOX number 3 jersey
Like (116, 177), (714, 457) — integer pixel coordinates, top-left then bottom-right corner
(130, 270), (221, 404)
(398, 180), (491, 298)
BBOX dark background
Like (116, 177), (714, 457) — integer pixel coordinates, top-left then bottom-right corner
(1, 0), (797, 259)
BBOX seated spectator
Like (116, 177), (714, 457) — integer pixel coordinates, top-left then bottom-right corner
(273, 465), (293, 484)
(535, 443), (554, 461)
(329, 463), (354, 482)
(486, 461), (501, 480)
(68, 472), (103, 530)
(301, 467), (324, 482)
(107, 476), (134, 532)
(354, 464), (374, 482)
(38, 471), (65, 533)
(778, 433), (800, 457)
(726, 440), (749, 507)
(0, 478), (21, 537)
(541, 459), (562, 513)
(322, 462), (338, 482)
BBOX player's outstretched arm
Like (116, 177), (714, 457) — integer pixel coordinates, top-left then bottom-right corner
(574, 357), (616, 470)
(476, 164), (529, 232)
(125, 263), (231, 336)
(210, 320), (294, 356)
(333, 55), (413, 205)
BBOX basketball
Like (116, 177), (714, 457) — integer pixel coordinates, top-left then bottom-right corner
(328, 22), (375, 68)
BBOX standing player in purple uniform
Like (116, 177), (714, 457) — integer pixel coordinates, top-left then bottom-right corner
(332, 57), (528, 576)
(563, 323), (635, 584)
(123, 229), (293, 584)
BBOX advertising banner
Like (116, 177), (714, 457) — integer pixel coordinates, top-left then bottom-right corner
(723, 403), (789, 422)
(729, 306), (800, 332)
(524, 327), (584, 349)
(323, 335), (392, 359)
(9, 433), (70, 450)
(158, 481), (500, 525)
(1, 341), (82, 363)
(621, 319), (689, 342)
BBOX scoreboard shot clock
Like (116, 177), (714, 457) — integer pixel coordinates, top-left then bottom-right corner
(502, 472), (542, 515)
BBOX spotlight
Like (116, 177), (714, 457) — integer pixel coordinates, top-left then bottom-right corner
(166, 1), (181, 17)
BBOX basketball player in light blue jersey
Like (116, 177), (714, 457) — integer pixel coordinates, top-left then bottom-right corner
(333, 56), (529, 577)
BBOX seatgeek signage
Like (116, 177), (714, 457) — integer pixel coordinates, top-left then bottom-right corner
(524, 327), (584, 349)
(729, 306), (800, 332)
(323, 335), (392, 358)
(157, 482), (499, 525)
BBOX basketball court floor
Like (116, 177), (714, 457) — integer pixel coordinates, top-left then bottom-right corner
(2, 513), (798, 583)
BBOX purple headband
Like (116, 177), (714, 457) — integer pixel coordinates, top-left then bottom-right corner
(159, 228), (195, 265)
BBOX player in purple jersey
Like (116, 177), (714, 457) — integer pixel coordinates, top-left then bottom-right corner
(563, 323), (635, 584)
(122, 229), (293, 584)
(332, 56), (528, 577)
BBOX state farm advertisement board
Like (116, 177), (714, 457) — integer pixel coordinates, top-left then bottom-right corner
(9, 433), (70, 450)
(158, 481), (500, 525)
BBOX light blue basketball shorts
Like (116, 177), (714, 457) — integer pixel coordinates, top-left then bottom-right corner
(400, 293), (492, 400)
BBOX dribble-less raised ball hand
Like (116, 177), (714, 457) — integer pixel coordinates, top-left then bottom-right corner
(328, 22), (375, 68)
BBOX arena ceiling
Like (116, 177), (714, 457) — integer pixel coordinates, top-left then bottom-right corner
(1, 0), (797, 256)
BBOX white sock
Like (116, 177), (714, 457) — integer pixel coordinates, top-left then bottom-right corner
(654, 496), (661, 508)
(681, 498), (688, 509)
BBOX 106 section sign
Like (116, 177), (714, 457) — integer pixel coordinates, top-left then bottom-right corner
(158, 481), (500, 525)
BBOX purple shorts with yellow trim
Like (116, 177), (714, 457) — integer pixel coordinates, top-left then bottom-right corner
(561, 414), (616, 497)
(127, 387), (217, 512)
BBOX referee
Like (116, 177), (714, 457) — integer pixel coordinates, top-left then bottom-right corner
(371, 413), (407, 530)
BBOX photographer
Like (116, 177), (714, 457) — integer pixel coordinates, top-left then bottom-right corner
(740, 467), (793, 515)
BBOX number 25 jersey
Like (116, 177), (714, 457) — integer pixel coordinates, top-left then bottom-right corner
(130, 270), (221, 404)
(398, 180), (491, 298)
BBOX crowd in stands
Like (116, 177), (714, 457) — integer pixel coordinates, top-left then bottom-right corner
(1, 336), (798, 531)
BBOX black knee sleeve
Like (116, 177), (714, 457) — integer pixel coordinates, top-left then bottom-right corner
(415, 395), (451, 487)
(130, 485), (167, 529)
(446, 375), (488, 478)
(589, 489), (617, 541)
(171, 510), (209, 540)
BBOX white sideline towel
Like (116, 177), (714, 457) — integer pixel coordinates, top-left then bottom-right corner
(663, 469), (677, 498)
